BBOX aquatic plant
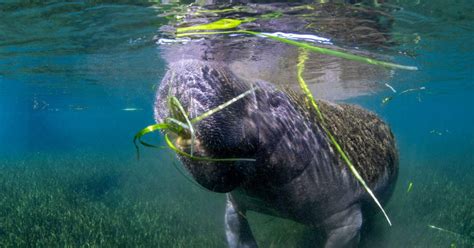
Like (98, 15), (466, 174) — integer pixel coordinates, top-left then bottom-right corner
(134, 86), (258, 162)
(361, 161), (474, 247)
(174, 18), (418, 71)
(176, 18), (255, 33)
(0, 154), (225, 247)
(0, 153), (472, 247)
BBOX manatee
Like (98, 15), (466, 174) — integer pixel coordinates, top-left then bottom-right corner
(154, 2), (399, 247)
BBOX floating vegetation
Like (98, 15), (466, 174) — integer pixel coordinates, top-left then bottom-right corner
(174, 18), (418, 71)
(177, 18), (254, 33)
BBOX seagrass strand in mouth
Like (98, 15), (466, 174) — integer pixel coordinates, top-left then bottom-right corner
(135, 86), (259, 162)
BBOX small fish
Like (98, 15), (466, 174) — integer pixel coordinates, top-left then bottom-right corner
(381, 86), (426, 105)
(122, 108), (142, 111)
(382, 96), (393, 104)
(400, 86), (426, 95)
(427, 225), (461, 237)
(429, 130), (443, 136)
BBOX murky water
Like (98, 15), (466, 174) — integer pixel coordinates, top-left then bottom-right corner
(0, 1), (472, 247)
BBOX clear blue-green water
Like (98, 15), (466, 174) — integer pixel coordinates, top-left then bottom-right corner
(0, 1), (473, 247)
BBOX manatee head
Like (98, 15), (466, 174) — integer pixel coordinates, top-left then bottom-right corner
(154, 59), (259, 193)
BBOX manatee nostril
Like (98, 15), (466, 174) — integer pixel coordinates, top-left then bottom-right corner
(269, 94), (281, 108)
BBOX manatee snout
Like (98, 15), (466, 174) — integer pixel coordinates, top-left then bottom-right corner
(154, 60), (258, 192)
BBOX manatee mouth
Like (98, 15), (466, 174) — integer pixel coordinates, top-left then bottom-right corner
(175, 136), (192, 148)
(173, 134), (204, 156)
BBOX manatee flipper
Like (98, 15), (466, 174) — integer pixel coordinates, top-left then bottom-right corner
(322, 204), (362, 248)
(225, 194), (258, 248)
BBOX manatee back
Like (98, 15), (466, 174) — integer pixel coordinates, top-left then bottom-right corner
(316, 101), (398, 186)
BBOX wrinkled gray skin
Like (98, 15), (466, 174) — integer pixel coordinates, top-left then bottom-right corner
(155, 2), (398, 248)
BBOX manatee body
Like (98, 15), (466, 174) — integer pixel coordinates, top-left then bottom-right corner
(154, 59), (398, 247)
